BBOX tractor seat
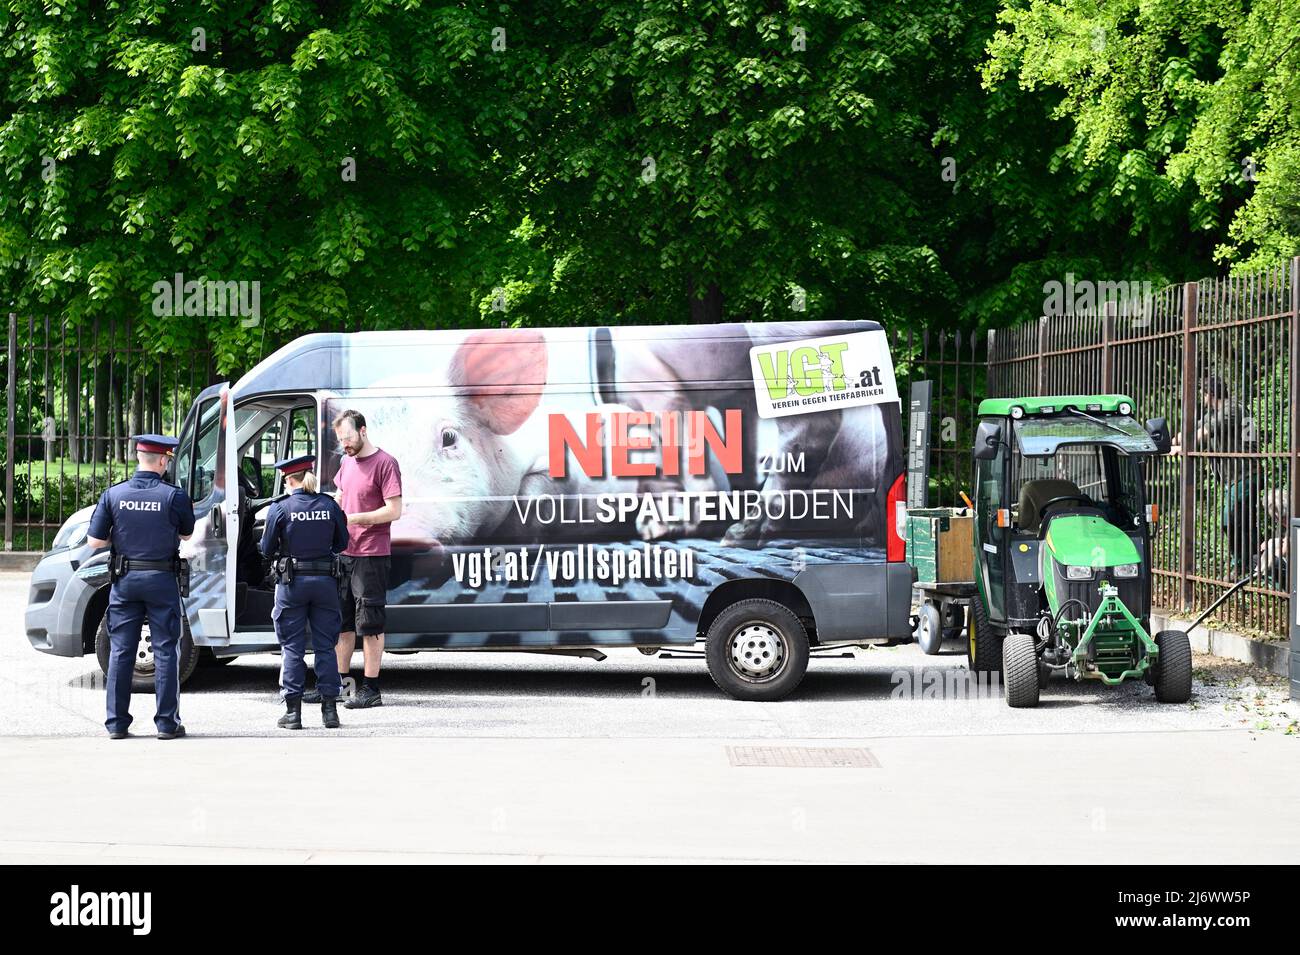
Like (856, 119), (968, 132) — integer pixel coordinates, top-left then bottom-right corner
(1019, 478), (1086, 534)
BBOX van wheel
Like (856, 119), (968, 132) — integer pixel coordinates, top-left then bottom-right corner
(1002, 633), (1040, 708)
(967, 597), (1002, 676)
(705, 599), (810, 701)
(1152, 630), (1192, 703)
(96, 612), (200, 692)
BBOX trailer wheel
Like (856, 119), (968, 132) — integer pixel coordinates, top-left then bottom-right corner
(914, 602), (944, 655)
(1152, 630), (1192, 703)
(942, 601), (965, 639)
(967, 596), (1002, 676)
(705, 598), (809, 701)
(96, 612), (200, 693)
(1003, 633), (1040, 708)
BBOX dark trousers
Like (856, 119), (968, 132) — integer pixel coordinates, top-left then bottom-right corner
(274, 575), (344, 700)
(105, 570), (182, 734)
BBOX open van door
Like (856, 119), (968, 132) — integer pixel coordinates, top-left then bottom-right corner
(220, 385), (241, 639)
(190, 385), (237, 644)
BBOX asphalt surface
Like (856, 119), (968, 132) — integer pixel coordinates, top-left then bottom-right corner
(3, 570), (1298, 863)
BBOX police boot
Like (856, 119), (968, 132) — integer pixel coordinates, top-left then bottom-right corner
(321, 695), (341, 729)
(277, 698), (303, 730)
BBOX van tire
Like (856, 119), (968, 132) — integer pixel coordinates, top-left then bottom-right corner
(705, 598), (809, 701)
(1152, 630), (1192, 703)
(1002, 633), (1040, 708)
(96, 611), (200, 693)
(967, 597), (1002, 676)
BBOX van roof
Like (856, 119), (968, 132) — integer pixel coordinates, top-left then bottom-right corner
(231, 321), (884, 397)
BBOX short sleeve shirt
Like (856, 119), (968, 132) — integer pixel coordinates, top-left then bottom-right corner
(336, 448), (402, 556)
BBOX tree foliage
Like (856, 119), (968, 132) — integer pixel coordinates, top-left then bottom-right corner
(0, 0), (1296, 374)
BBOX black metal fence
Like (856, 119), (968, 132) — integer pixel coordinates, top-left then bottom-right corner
(1, 313), (219, 550)
(988, 258), (1299, 638)
(890, 327), (986, 509)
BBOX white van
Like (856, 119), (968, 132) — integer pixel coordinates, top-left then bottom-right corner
(25, 321), (912, 700)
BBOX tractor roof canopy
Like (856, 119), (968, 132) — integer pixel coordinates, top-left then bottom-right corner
(977, 394), (1136, 417)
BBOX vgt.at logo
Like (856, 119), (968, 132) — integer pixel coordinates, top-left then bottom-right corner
(749, 329), (898, 419)
(49, 885), (151, 936)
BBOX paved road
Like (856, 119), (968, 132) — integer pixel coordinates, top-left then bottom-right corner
(2, 571), (1298, 863)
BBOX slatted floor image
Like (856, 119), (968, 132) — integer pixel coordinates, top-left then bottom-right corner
(388, 539), (885, 647)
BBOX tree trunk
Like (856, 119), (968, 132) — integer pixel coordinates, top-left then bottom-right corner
(112, 368), (127, 462)
(688, 278), (724, 325)
(68, 358), (82, 465)
(92, 360), (109, 465)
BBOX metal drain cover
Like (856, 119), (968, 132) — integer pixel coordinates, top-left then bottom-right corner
(726, 746), (880, 768)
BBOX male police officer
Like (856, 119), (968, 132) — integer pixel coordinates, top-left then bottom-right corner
(87, 434), (196, 740)
(259, 454), (349, 729)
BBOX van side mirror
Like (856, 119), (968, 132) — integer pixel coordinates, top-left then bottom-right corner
(973, 420), (1003, 460)
(1145, 417), (1171, 455)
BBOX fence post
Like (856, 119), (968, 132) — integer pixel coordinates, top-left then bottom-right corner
(1101, 300), (1115, 393)
(1036, 316), (1047, 395)
(5, 313), (15, 551)
(1178, 282), (1198, 612)
(1290, 257), (1300, 533)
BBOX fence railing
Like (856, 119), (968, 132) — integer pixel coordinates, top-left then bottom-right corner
(988, 258), (1299, 637)
(890, 327), (986, 509)
(2, 313), (219, 551)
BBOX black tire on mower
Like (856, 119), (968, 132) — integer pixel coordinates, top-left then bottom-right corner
(915, 602), (944, 656)
(1153, 629), (1193, 703)
(1002, 633), (1040, 708)
(967, 597), (1003, 676)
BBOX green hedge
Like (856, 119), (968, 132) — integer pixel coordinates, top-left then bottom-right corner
(0, 472), (112, 523)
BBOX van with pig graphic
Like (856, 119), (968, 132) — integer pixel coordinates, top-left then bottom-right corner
(25, 322), (911, 700)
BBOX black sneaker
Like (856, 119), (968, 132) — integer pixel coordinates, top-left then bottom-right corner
(108, 729), (130, 740)
(157, 725), (187, 740)
(305, 680), (348, 705)
(344, 685), (382, 709)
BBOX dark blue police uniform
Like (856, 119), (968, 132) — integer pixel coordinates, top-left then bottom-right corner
(87, 435), (196, 739)
(259, 455), (349, 718)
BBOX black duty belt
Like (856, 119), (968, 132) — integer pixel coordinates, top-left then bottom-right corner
(121, 558), (176, 572)
(292, 559), (337, 575)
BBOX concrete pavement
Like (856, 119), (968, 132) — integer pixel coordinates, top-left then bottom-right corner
(3, 570), (1298, 863)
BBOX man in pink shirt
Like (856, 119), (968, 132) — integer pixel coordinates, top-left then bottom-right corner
(305, 409), (403, 709)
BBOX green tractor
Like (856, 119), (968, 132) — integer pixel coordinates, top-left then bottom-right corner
(968, 395), (1193, 708)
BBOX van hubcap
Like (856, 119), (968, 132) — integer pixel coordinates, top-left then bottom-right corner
(135, 625), (155, 674)
(729, 623), (786, 681)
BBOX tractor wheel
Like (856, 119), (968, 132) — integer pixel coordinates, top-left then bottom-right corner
(966, 597), (1002, 676)
(915, 602), (944, 655)
(1152, 630), (1193, 703)
(1002, 633), (1040, 708)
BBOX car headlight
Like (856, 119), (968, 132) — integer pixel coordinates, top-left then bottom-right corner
(52, 519), (90, 550)
(1065, 564), (1093, 580)
(1112, 562), (1140, 578)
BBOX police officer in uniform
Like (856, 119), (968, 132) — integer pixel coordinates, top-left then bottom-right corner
(259, 454), (349, 729)
(86, 434), (196, 740)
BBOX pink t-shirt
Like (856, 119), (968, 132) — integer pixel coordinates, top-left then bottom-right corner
(337, 448), (403, 556)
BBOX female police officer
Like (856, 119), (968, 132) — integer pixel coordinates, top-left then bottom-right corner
(259, 454), (349, 730)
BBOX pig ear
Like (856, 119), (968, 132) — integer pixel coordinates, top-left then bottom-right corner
(449, 330), (548, 435)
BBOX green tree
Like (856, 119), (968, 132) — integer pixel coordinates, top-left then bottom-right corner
(0, 0), (517, 372)
(983, 0), (1300, 273)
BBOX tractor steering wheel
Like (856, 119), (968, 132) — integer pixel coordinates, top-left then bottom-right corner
(1036, 494), (1091, 523)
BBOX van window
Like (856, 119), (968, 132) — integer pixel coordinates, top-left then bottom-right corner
(190, 398), (223, 501)
(289, 407), (315, 459)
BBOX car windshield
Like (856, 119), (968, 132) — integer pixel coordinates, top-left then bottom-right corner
(1013, 414), (1156, 456)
